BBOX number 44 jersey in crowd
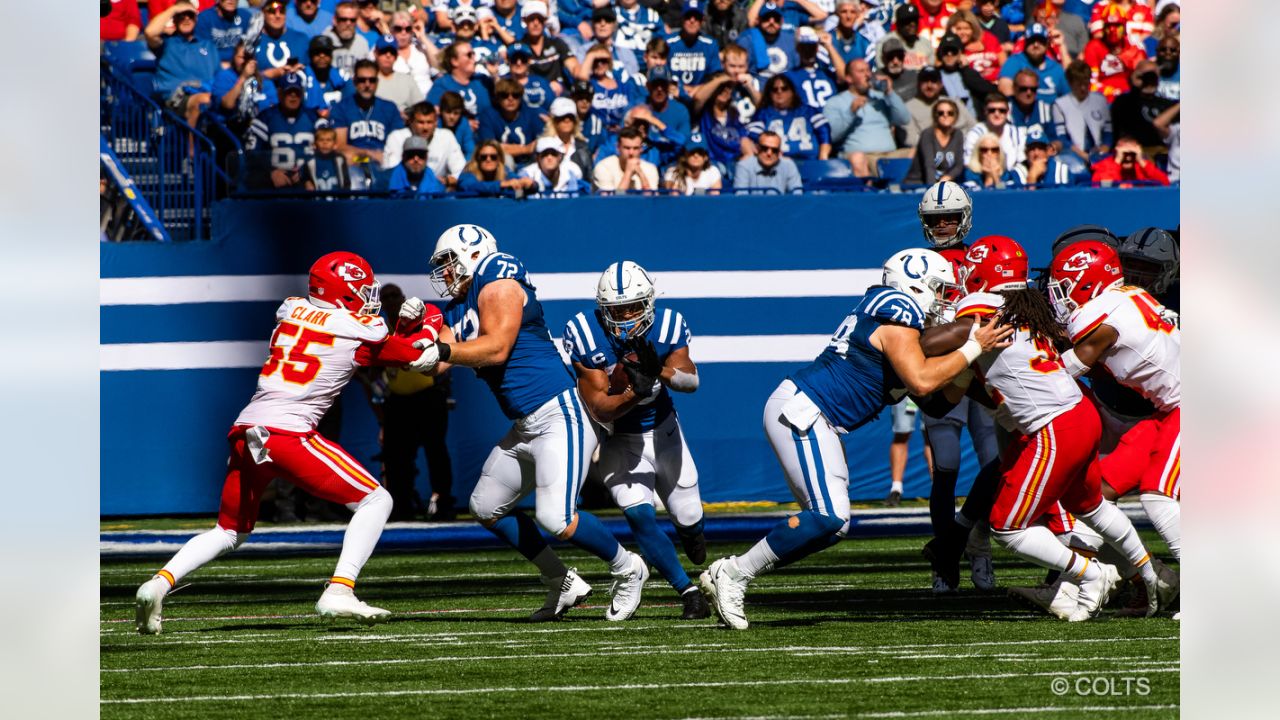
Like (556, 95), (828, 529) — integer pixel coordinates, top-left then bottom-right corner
(236, 297), (390, 433)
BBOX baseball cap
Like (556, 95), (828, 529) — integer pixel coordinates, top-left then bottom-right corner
(759, 2), (783, 20)
(535, 136), (564, 155)
(683, 0), (705, 17)
(403, 136), (429, 153)
(550, 97), (577, 118)
(592, 7), (617, 22)
(477, 7), (494, 21)
(280, 72), (306, 94)
(569, 79), (593, 98)
(918, 65), (941, 81)
(309, 35), (334, 56)
(521, 1), (548, 19)
(1155, 0), (1180, 16)
(1025, 127), (1050, 147)
(263, 0), (287, 11)
(646, 65), (673, 86)
(507, 43), (532, 60)
(796, 26), (820, 45)
(937, 33), (963, 55)
(895, 2), (920, 25)
(1025, 23), (1049, 41)
(375, 34), (398, 52)
(451, 6), (477, 24)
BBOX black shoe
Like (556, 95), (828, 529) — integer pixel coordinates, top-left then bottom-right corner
(885, 489), (902, 508)
(679, 531), (707, 565)
(922, 537), (962, 591)
(680, 587), (711, 619)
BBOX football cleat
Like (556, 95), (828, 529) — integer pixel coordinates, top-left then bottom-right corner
(885, 489), (902, 508)
(135, 576), (170, 635)
(315, 584), (391, 625)
(1145, 559), (1180, 617)
(1068, 562), (1122, 622)
(605, 552), (649, 621)
(680, 586), (711, 620)
(530, 568), (592, 622)
(679, 529), (708, 566)
(922, 537), (962, 591)
(1009, 581), (1078, 620)
(700, 557), (750, 630)
(968, 551), (997, 591)
(931, 571), (957, 594)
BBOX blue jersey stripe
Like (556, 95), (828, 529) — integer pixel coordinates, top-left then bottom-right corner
(557, 391), (575, 525)
(568, 389), (586, 495)
(792, 428), (820, 515)
(807, 431), (835, 516)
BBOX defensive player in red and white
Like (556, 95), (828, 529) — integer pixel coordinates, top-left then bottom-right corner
(946, 235), (1169, 621)
(1047, 239), (1181, 566)
(134, 251), (441, 634)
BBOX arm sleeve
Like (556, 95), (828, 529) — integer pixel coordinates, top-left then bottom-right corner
(884, 91), (911, 126)
(811, 112), (832, 146)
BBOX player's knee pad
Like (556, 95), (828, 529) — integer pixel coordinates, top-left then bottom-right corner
(535, 506), (572, 538)
(664, 486), (704, 529)
(468, 493), (499, 525)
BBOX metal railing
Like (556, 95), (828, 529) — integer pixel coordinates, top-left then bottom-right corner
(99, 60), (228, 241)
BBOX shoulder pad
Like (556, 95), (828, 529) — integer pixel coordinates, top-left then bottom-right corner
(474, 252), (525, 283)
(955, 292), (1004, 318)
(861, 288), (924, 330)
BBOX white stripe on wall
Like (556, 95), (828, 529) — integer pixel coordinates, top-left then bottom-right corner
(100, 334), (833, 371)
(100, 269), (884, 306)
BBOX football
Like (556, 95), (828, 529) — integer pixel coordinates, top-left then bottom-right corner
(607, 353), (637, 395)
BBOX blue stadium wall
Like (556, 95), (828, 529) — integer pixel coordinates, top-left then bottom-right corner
(100, 188), (1178, 516)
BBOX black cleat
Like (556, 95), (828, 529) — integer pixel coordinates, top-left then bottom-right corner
(922, 537), (962, 591)
(680, 587), (711, 619)
(885, 489), (902, 508)
(679, 530), (707, 565)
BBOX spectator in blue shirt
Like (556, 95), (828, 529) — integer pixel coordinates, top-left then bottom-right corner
(503, 44), (555, 113)
(997, 23), (1066, 103)
(438, 91), (477, 161)
(740, 4), (795, 78)
(1012, 127), (1087, 187)
(144, 2), (220, 126)
(583, 43), (644, 132)
(733, 130), (803, 193)
(639, 66), (692, 167)
(1155, 35), (1180, 101)
(666, 1), (723, 98)
(426, 42), (493, 119)
(195, 0), (255, 63)
(749, 74), (831, 161)
(784, 26), (843, 111)
(355, 0), (388, 46)
(330, 59), (404, 175)
(569, 80), (610, 156)
(573, 7), (641, 78)
(1007, 67), (1060, 160)
(693, 72), (752, 171)
(829, 1), (885, 68)
(457, 140), (538, 195)
(210, 42), (276, 132)
(257, 0), (313, 73)
(963, 132), (1022, 190)
(305, 35), (347, 113)
(477, 79), (546, 166)
(385, 135), (448, 196)
(288, 0), (334, 37)
(823, 58), (910, 176)
(244, 72), (322, 189)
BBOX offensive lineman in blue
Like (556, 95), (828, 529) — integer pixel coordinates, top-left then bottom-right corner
(564, 261), (711, 620)
(700, 250), (1014, 629)
(405, 225), (650, 622)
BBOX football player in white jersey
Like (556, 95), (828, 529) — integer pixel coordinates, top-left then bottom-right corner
(564, 261), (710, 619)
(406, 225), (650, 622)
(938, 235), (1173, 620)
(134, 252), (440, 634)
(1048, 240), (1181, 567)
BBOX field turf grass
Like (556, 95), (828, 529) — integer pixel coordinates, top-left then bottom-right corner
(101, 534), (1179, 719)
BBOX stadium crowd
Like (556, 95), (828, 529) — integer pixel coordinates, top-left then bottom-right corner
(101, 0), (1181, 194)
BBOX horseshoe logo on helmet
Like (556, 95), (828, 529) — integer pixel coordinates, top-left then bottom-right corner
(903, 254), (928, 279)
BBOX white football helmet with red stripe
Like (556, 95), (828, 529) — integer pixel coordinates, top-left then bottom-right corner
(1047, 240), (1124, 322)
(308, 251), (382, 316)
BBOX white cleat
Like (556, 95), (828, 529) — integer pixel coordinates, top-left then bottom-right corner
(1148, 559), (1180, 617)
(605, 552), (649, 621)
(700, 557), (750, 630)
(1172, 611), (1181, 621)
(530, 568), (592, 622)
(968, 551), (997, 591)
(315, 584), (391, 625)
(135, 576), (170, 635)
(1068, 562), (1122, 622)
(1009, 580), (1078, 620)
(931, 571), (957, 594)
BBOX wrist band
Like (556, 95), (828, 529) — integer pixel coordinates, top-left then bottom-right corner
(959, 339), (982, 364)
(437, 342), (451, 362)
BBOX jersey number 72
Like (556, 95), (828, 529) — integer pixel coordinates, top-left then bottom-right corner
(261, 322), (334, 384)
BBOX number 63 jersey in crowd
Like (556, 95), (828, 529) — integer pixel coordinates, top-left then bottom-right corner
(955, 292), (1081, 436)
(442, 252), (576, 420)
(235, 297), (391, 432)
(1066, 286), (1180, 412)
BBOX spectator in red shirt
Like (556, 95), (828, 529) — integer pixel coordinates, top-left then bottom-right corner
(1088, 0), (1155, 48)
(912, 0), (958, 51)
(149, 0), (216, 15)
(102, 0), (142, 42)
(1090, 135), (1169, 186)
(1082, 6), (1145, 101)
(946, 9), (1004, 83)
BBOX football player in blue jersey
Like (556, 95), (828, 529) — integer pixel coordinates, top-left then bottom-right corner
(700, 249), (1014, 630)
(405, 225), (650, 622)
(564, 262), (711, 620)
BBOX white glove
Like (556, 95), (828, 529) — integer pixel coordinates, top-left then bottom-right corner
(406, 339), (441, 372)
(399, 296), (425, 326)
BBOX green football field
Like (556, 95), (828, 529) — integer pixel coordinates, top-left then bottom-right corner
(100, 535), (1179, 719)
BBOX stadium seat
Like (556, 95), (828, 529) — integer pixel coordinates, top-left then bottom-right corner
(876, 158), (913, 185)
(797, 159), (853, 182)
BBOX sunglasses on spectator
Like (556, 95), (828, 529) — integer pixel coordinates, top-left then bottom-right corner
(769, 85), (790, 94)
(1016, 85), (1038, 93)
(1158, 46), (1178, 54)
(979, 147), (999, 154)
(478, 153), (500, 161)
(335, 16), (357, 23)
(538, 150), (562, 158)
(496, 92), (522, 100)
(264, 7), (286, 15)
(404, 151), (427, 160)
(934, 109), (956, 118)
(355, 76), (378, 84)
(885, 50), (906, 62)
(554, 114), (576, 122)
(392, 25), (412, 32)
(175, 11), (197, 21)
(986, 106), (1008, 115)
(758, 145), (781, 154)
